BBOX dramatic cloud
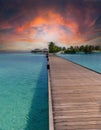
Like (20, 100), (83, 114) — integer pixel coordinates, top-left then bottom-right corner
(0, 0), (101, 50)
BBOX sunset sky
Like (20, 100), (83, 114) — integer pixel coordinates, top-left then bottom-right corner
(0, 0), (101, 51)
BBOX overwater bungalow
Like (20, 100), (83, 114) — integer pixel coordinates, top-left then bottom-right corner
(31, 48), (48, 54)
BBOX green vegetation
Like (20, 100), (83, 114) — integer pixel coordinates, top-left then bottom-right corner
(48, 42), (62, 53)
(64, 46), (76, 54)
(48, 42), (101, 54)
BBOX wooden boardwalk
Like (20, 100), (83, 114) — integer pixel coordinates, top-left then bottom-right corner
(49, 55), (101, 130)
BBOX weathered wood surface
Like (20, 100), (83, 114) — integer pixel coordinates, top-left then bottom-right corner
(49, 55), (101, 130)
(48, 70), (54, 130)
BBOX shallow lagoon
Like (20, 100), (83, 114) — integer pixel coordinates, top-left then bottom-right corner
(0, 53), (48, 130)
(59, 53), (101, 73)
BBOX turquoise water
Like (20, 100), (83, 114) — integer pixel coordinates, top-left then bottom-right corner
(0, 53), (48, 130)
(59, 53), (101, 73)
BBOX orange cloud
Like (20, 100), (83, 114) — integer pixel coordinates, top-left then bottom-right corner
(16, 9), (79, 34)
(15, 8), (80, 46)
(1, 9), (83, 48)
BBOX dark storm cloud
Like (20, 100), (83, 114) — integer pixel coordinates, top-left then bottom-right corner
(0, 0), (101, 26)
(0, 0), (101, 50)
(0, 28), (14, 34)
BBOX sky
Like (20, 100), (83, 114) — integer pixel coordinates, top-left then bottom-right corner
(0, 0), (101, 51)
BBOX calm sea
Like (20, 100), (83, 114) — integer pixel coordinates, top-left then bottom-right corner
(59, 53), (101, 73)
(0, 53), (48, 130)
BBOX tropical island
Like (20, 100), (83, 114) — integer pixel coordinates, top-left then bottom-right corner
(48, 42), (101, 54)
(31, 42), (101, 54)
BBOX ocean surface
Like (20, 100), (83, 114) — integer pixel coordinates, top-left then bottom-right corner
(59, 53), (101, 73)
(0, 53), (48, 130)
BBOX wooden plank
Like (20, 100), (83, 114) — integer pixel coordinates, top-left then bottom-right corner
(48, 70), (54, 130)
(49, 55), (101, 130)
